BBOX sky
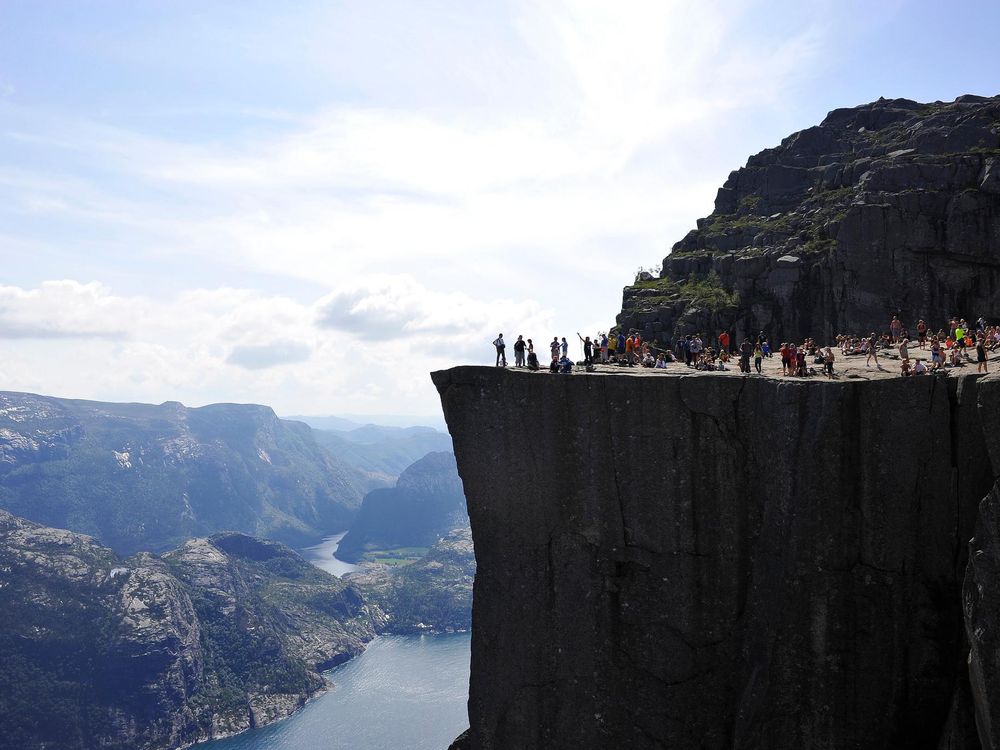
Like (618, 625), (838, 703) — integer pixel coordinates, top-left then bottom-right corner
(2, 0), (1000, 419)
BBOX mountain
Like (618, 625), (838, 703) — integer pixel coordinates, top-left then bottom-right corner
(310, 423), (453, 480)
(0, 509), (384, 750)
(335, 452), (467, 563)
(287, 413), (449, 432)
(0, 391), (366, 555)
(617, 94), (1000, 344)
(348, 526), (475, 633)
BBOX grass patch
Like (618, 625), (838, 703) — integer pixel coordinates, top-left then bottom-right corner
(678, 271), (739, 310)
(360, 547), (430, 566)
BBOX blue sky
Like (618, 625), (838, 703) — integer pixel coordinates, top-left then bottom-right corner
(1, 0), (999, 416)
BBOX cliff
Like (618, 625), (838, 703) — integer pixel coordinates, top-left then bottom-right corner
(0, 512), (384, 750)
(617, 94), (1000, 343)
(0, 391), (367, 554)
(434, 366), (1000, 749)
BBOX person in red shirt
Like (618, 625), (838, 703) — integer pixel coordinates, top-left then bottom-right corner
(779, 343), (790, 376)
(718, 331), (730, 352)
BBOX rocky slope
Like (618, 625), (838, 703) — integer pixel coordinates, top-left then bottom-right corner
(617, 94), (1000, 343)
(0, 391), (367, 554)
(335, 452), (467, 563)
(0, 510), (383, 750)
(348, 526), (475, 633)
(435, 366), (1000, 749)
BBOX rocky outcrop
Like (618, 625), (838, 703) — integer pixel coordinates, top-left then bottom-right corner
(435, 366), (999, 749)
(0, 391), (367, 554)
(0, 511), (383, 750)
(618, 95), (1000, 344)
(336, 452), (467, 563)
(348, 526), (475, 633)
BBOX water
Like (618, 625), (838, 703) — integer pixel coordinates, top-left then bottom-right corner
(193, 533), (471, 750)
(195, 634), (471, 750)
(301, 532), (359, 577)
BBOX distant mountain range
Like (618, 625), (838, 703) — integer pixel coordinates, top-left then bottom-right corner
(311, 424), (453, 480)
(0, 391), (370, 554)
(286, 413), (448, 432)
(0, 392), (456, 556)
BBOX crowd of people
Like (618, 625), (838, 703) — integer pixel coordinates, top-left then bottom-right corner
(490, 314), (997, 378)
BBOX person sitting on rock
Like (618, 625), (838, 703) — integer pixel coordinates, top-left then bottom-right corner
(900, 358), (912, 377)
(654, 353), (668, 369)
(913, 358), (927, 375)
(527, 349), (540, 371)
(558, 354), (573, 373)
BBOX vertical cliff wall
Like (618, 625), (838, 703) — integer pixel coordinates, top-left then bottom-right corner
(434, 367), (1000, 749)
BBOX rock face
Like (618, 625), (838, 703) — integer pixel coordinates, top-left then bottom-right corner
(0, 391), (367, 554)
(0, 511), (383, 750)
(617, 95), (1000, 344)
(435, 366), (999, 749)
(336, 452), (467, 563)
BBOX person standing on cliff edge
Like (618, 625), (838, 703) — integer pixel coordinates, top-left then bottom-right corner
(492, 333), (507, 367)
(512, 335), (526, 367)
(718, 330), (730, 353)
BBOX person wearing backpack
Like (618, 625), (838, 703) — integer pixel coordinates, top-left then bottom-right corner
(492, 333), (507, 367)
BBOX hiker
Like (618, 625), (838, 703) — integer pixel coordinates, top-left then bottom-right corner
(779, 342), (790, 375)
(898, 337), (909, 362)
(690, 333), (704, 363)
(890, 315), (902, 344)
(608, 332), (619, 361)
(560, 337), (569, 359)
(753, 342), (763, 374)
(624, 334), (635, 366)
(493, 333), (507, 367)
(739, 339), (752, 374)
(917, 319), (927, 348)
(978, 335), (989, 373)
(718, 331), (730, 353)
(513, 335), (527, 367)
(550, 337), (560, 362)
(823, 346), (835, 378)
(577, 333), (593, 365)
(600, 333), (609, 362)
(865, 333), (880, 369)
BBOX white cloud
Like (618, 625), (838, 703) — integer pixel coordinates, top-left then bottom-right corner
(0, 277), (554, 414)
(0, 1), (851, 414)
(0, 281), (131, 339)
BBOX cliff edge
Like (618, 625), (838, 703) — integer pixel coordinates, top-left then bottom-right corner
(435, 367), (1000, 749)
